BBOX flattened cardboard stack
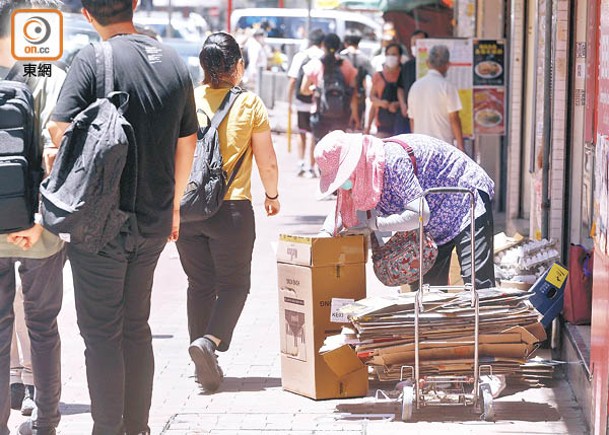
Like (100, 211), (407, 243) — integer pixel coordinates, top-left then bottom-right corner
(335, 288), (547, 383)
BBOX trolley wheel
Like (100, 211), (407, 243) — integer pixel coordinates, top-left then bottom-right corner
(479, 383), (494, 421)
(401, 385), (414, 422)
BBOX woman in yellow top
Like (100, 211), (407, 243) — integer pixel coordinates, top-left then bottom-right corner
(176, 32), (280, 393)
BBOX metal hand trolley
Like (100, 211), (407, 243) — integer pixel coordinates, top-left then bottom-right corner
(395, 187), (494, 422)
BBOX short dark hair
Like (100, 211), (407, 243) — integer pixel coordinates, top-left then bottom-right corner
(81, 0), (133, 26)
(0, 0), (62, 38)
(385, 42), (403, 56)
(199, 32), (243, 88)
(412, 30), (429, 38)
(343, 29), (362, 47)
(308, 28), (324, 47)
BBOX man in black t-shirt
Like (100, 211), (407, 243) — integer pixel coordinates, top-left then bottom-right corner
(47, 1), (197, 433)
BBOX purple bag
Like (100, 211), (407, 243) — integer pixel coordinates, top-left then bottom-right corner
(370, 230), (438, 286)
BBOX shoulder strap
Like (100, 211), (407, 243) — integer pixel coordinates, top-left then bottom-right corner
(209, 86), (244, 130)
(379, 71), (387, 83)
(95, 41), (114, 99)
(382, 138), (417, 176)
(225, 147), (248, 190)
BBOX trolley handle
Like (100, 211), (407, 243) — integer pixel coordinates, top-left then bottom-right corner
(418, 187), (477, 306)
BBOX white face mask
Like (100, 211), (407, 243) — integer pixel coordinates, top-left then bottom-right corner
(385, 55), (399, 68)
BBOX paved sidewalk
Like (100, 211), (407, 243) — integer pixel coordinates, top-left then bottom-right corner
(8, 120), (589, 434)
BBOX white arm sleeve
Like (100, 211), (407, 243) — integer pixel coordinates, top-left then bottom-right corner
(372, 197), (431, 232)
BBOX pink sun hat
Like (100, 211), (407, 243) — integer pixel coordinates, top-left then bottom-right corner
(314, 130), (363, 200)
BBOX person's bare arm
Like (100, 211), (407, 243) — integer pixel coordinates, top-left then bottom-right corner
(300, 75), (314, 96)
(409, 118), (415, 132)
(449, 111), (465, 152)
(170, 133), (197, 241)
(46, 120), (69, 148)
(397, 87), (408, 118)
(252, 129), (280, 216)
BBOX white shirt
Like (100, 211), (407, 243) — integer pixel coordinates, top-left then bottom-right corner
(287, 45), (324, 112)
(407, 69), (462, 145)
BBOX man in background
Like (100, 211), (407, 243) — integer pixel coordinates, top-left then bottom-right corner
(408, 44), (464, 151)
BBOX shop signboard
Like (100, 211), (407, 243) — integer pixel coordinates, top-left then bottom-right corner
(473, 40), (505, 86)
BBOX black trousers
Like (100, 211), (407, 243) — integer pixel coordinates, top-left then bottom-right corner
(311, 113), (349, 143)
(176, 200), (256, 352)
(413, 191), (495, 289)
(0, 249), (65, 434)
(67, 223), (166, 435)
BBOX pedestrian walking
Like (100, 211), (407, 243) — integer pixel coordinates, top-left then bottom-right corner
(46, 0), (198, 433)
(287, 28), (324, 178)
(316, 131), (495, 289)
(340, 29), (375, 132)
(408, 45), (465, 151)
(0, 1), (67, 433)
(396, 30), (428, 134)
(300, 33), (359, 143)
(176, 32), (280, 394)
(367, 42), (403, 138)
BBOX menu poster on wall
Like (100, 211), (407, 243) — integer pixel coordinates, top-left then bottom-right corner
(473, 40), (505, 87)
(474, 88), (505, 135)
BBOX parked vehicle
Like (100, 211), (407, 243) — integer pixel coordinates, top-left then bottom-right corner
(231, 8), (382, 58)
(133, 11), (208, 42)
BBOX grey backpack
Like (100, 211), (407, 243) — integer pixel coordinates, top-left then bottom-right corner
(180, 87), (245, 222)
(40, 42), (137, 253)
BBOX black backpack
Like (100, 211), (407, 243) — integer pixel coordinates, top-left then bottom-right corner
(317, 62), (352, 121)
(377, 71), (399, 131)
(295, 54), (312, 104)
(40, 42), (137, 253)
(0, 64), (41, 234)
(180, 87), (246, 222)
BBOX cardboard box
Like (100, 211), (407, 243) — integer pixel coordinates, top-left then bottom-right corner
(276, 234), (367, 267)
(277, 261), (368, 399)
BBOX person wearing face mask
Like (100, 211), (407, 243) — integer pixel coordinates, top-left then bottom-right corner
(367, 43), (403, 138)
(407, 44), (464, 151)
(315, 130), (495, 290)
(397, 30), (428, 134)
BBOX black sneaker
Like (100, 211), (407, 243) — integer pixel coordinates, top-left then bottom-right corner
(10, 383), (25, 410)
(189, 338), (223, 392)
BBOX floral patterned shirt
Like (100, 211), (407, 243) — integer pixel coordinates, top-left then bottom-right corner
(376, 134), (495, 245)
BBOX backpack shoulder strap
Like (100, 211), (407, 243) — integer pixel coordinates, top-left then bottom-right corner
(94, 41), (114, 99)
(382, 138), (417, 176)
(209, 86), (244, 130)
(225, 146), (248, 190)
